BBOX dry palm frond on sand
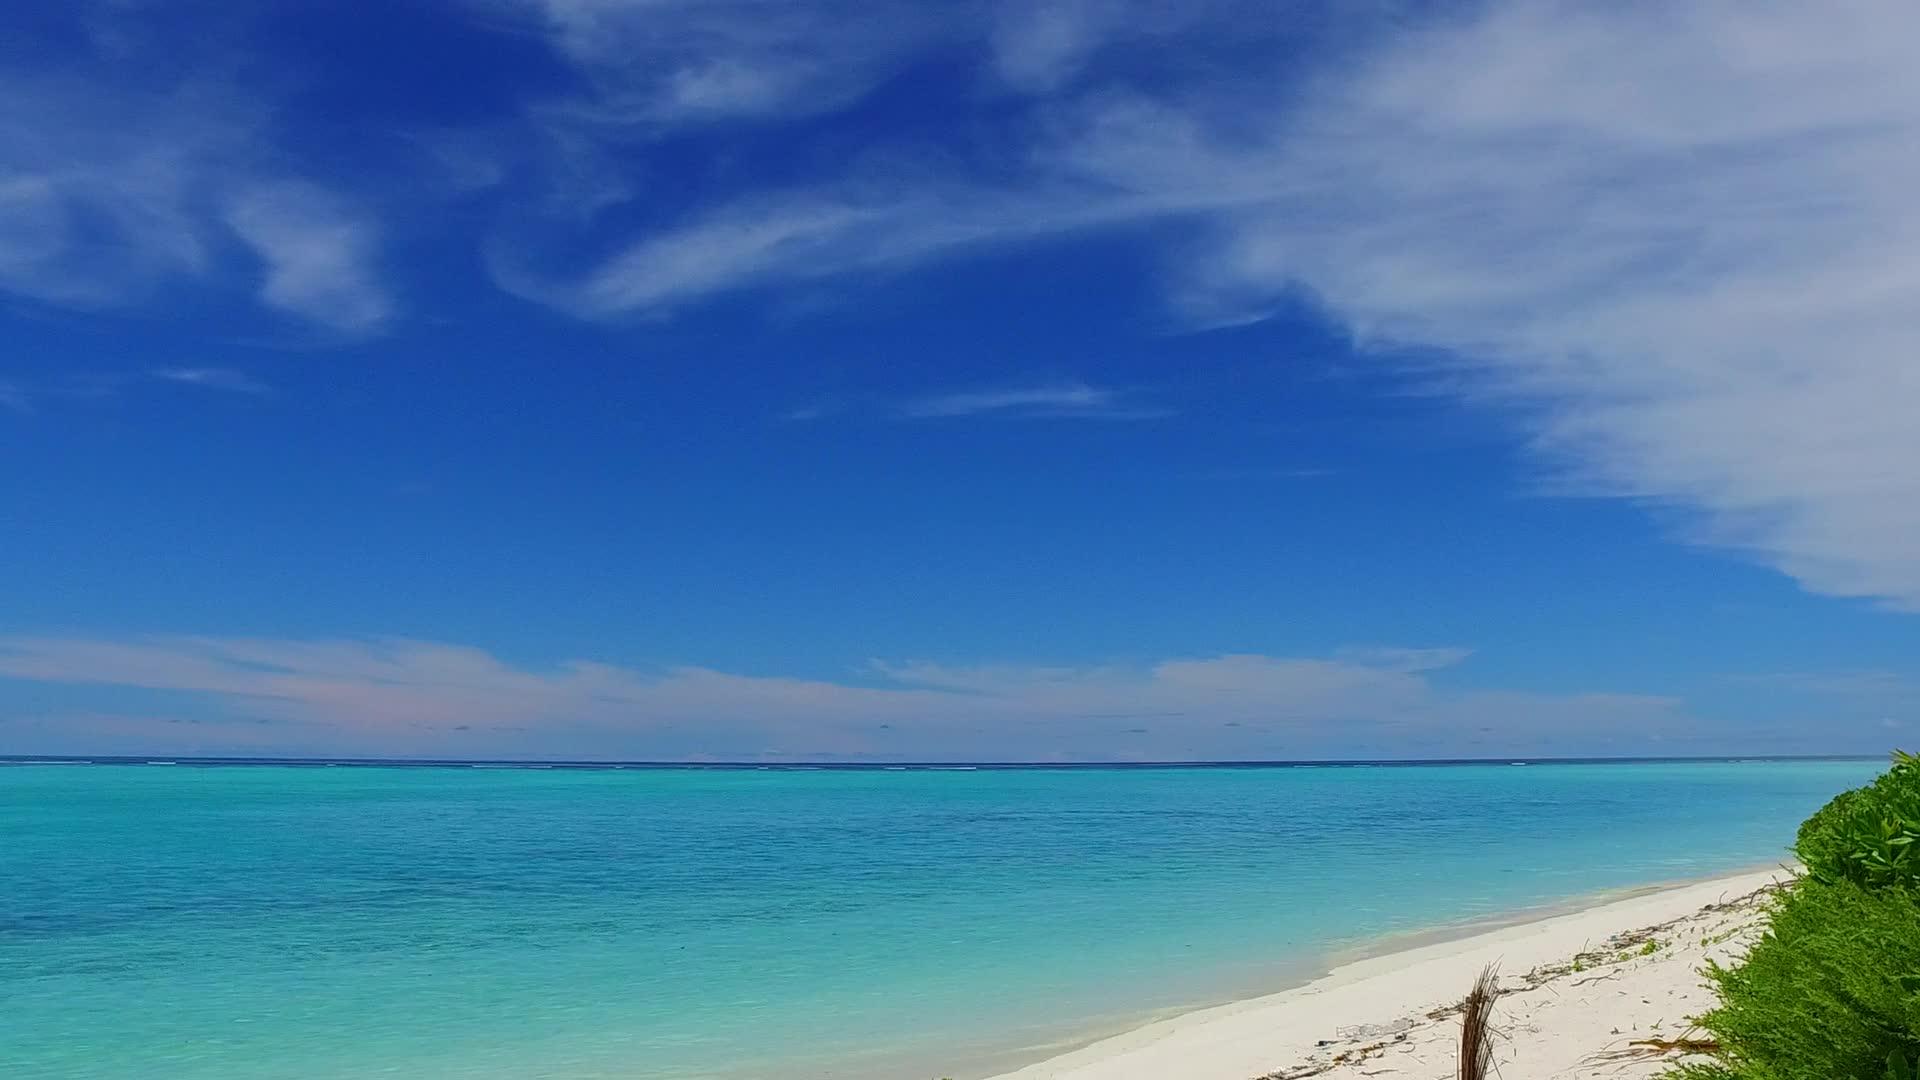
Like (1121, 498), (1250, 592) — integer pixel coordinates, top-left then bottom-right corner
(1458, 964), (1500, 1080)
(1587, 1034), (1722, 1064)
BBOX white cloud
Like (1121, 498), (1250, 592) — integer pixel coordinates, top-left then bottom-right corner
(989, 0), (1119, 92)
(506, 0), (962, 127)
(780, 382), (1168, 422)
(987, 0), (1292, 94)
(0, 369), (273, 415)
(1120, 0), (1920, 609)
(506, 0), (1300, 121)
(225, 184), (391, 335)
(0, 633), (1724, 760)
(1737, 670), (1920, 705)
(151, 368), (273, 395)
(1333, 647), (1476, 673)
(488, 189), (1090, 317)
(0, 76), (216, 308)
(899, 381), (1165, 419)
(495, 200), (895, 316)
(513, 0), (1920, 610)
(11, 0), (1917, 614)
(0, 22), (392, 333)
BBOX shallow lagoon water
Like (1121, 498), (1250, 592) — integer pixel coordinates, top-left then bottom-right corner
(0, 759), (1880, 1079)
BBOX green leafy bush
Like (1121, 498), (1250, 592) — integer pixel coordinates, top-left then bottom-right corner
(1675, 752), (1920, 1080)
(1795, 751), (1920, 889)
(1673, 879), (1920, 1080)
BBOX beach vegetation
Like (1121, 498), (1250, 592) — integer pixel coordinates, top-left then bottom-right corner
(1795, 751), (1920, 890)
(1672, 752), (1920, 1080)
(1673, 879), (1920, 1080)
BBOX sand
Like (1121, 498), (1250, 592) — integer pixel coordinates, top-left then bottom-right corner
(985, 867), (1789, 1080)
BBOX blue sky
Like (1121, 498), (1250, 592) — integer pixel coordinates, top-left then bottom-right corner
(3, 0), (1918, 761)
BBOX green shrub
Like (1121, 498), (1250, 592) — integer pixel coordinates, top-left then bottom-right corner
(1672, 879), (1920, 1080)
(1676, 754), (1920, 1080)
(1795, 751), (1920, 889)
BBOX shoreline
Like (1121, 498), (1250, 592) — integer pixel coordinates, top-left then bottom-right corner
(981, 865), (1790, 1080)
(1319, 859), (1787, 970)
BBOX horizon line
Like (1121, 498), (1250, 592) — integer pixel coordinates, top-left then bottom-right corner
(0, 753), (1887, 770)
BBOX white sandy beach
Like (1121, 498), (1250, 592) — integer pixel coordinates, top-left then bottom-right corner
(987, 867), (1788, 1080)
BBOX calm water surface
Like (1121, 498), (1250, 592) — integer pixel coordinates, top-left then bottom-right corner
(0, 759), (1881, 1079)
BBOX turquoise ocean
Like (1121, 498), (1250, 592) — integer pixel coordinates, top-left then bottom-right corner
(0, 758), (1883, 1080)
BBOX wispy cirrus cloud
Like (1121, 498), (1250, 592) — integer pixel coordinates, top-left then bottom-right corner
(9, 0), (1919, 619)
(0, 10), (392, 335)
(0, 74), (219, 311)
(0, 368), (272, 413)
(782, 381), (1168, 422)
(224, 183), (391, 335)
(899, 381), (1167, 420)
(989, 0), (1126, 93)
(502, 0), (1920, 612)
(491, 200), (908, 317)
(0, 632), (1749, 760)
(500, 0), (960, 128)
(498, 0), (1327, 130)
(1734, 670), (1920, 705)
(478, 0), (1349, 314)
(150, 367), (273, 395)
